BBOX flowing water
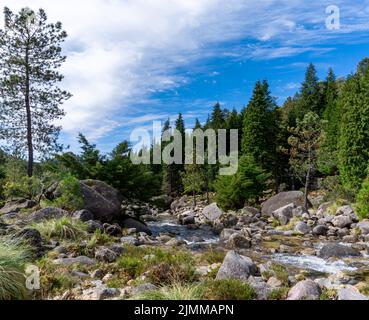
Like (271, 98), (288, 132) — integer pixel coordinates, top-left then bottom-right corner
(147, 218), (219, 249)
(148, 217), (369, 278)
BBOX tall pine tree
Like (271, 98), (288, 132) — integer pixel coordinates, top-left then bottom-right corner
(0, 7), (71, 177)
(242, 80), (279, 190)
(338, 59), (369, 191)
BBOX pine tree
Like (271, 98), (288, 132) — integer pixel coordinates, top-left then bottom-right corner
(242, 80), (279, 189)
(171, 113), (186, 195)
(298, 63), (324, 117)
(209, 102), (226, 130)
(161, 118), (173, 195)
(0, 7), (71, 177)
(215, 155), (268, 210)
(319, 68), (339, 174)
(338, 59), (369, 191)
(288, 112), (323, 210)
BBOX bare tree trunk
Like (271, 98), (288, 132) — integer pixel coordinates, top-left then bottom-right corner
(304, 166), (311, 212)
(25, 48), (33, 177)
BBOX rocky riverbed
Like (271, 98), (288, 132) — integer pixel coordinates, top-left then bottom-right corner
(0, 180), (368, 300)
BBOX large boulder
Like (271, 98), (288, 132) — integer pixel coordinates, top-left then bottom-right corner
(202, 203), (224, 221)
(262, 191), (310, 216)
(216, 251), (257, 281)
(29, 207), (69, 222)
(79, 180), (122, 221)
(0, 199), (37, 215)
(287, 280), (321, 300)
(318, 243), (361, 258)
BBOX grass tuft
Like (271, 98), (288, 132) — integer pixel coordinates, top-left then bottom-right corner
(32, 217), (87, 241)
(0, 236), (31, 300)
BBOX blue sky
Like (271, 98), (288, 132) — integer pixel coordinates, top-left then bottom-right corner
(2, 0), (369, 154)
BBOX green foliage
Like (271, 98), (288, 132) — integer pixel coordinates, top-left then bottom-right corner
(242, 80), (277, 168)
(268, 287), (289, 300)
(56, 137), (161, 201)
(45, 174), (83, 211)
(4, 176), (43, 200)
(338, 60), (369, 192)
(32, 217), (87, 241)
(117, 246), (196, 284)
(297, 63), (324, 117)
(37, 257), (79, 298)
(355, 175), (369, 219)
(201, 248), (226, 264)
(319, 69), (339, 174)
(0, 7), (70, 176)
(288, 112), (323, 209)
(87, 229), (113, 248)
(133, 283), (203, 300)
(200, 279), (257, 300)
(320, 288), (337, 300)
(0, 237), (31, 300)
(215, 155), (268, 210)
(321, 176), (355, 203)
(261, 263), (289, 286)
(135, 280), (257, 300)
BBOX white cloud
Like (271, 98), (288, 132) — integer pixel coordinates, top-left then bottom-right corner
(1, 0), (369, 145)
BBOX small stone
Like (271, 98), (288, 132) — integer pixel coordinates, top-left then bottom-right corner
(95, 247), (118, 263)
(120, 236), (138, 246)
(313, 225), (328, 236)
(226, 233), (251, 249)
(86, 220), (103, 233)
(91, 269), (104, 279)
(104, 224), (122, 236)
(267, 277), (283, 289)
(131, 283), (157, 296)
(53, 256), (96, 266)
(294, 221), (311, 235)
(332, 215), (352, 228)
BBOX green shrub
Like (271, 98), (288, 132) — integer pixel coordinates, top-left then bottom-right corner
(320, 288), (337, 300)
(117, 256), (145, 278)
(4, 176), (43, 200)
(32, 217), (87, 241)
(201, 249), (226, 264)
(215, 155), (269, 210)
(0, 237), (31, 300)
(44, 174), (84, 211)
(117, 246), (196, 283)
(261, 263), (289, 285)
(200, 279), (257, 300)
(37, 257), (79, 298)
(133, 283), (203, 300)
(356, 176), (369, 219)
(268, 287), (289, 300)
(87, 229), (113, 248)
